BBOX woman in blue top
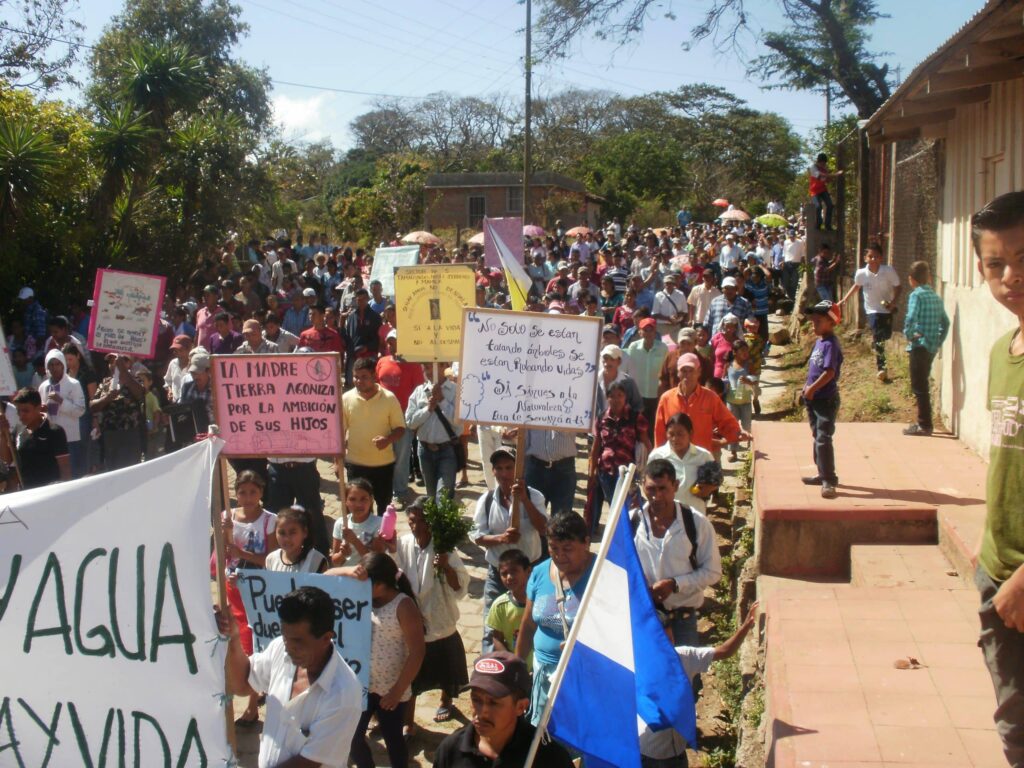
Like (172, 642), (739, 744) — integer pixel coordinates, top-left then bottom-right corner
(515, 511), (595, 724)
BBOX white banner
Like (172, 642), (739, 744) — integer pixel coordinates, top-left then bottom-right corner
(369, 245), (419, 297)
(0, 439), (232, 766)
(456, 307), (602, 430)
(0, 318), (17, 396)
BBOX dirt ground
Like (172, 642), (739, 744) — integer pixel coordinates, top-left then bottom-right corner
(227, 316), (794, 767)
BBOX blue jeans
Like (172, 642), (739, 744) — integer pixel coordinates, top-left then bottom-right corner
(391, 428), (413, 497)
(867, 312), (893, 371)
(418, 441), (457, 502)
(977, 567), (1024, 766)
(816, 283), (834, 302)
(806, 396), (839, 485)
(667, 610), (698, 647)
(68, 439), (87, 478)
(782, 262), (801, 302)
(813, 190), (834, 229)
(727, 402), (752, 452)
(525, 455), (577, 517)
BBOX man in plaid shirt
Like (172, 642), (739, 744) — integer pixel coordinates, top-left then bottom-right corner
(902, 260), (949, 436)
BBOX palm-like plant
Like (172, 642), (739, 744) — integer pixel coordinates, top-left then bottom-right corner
(90, 103), (156, 220)
(0, 118), (59, 230)
(122, 41), (206, 130)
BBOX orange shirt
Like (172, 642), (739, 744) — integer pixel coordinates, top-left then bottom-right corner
(654, 384), (741, 452)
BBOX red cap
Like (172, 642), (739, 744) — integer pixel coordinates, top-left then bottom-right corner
(638, 317), (656, 331)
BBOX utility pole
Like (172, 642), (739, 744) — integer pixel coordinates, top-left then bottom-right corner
(825, 81), (832, 132)
(523, 0), (532, 228)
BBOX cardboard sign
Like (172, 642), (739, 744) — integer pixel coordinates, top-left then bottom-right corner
(0, 439), (231, 765)
(369, 245), (419, 297)
(237, 570), (372, 705)
(87, 268), (166, 359)
(456, 308), (602, 430)
(211, 352), (342, 457)
(394, 264), (476, 362)
(0, 318), (17, 395)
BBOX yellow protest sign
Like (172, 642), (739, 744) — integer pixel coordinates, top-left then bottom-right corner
(394, 264), (477, 362)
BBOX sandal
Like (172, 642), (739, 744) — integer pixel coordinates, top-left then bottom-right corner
(434, 706), (453, 723)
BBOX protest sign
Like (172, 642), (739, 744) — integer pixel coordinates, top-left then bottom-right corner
(237, 570), (372, 704)
(456, 307), (602, 430)
(394, 264), (476, 362)
(0, 318), (17, 395)
(0, 439), (231, 766)
(87, 268), (166, 358)
(483, 216), (521, 270)
(211, 352), (342, 457)
(369, 245), (419, 297)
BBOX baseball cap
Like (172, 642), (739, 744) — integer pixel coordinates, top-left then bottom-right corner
(556, 260), (569, 271)
(203, 284), (220, 295)
(17, 287), (33, 300)
(601, 344), (623, 360)
(386, 329), (398, 341)
(464, 652), (531, 699)
(810, 300), (842, 324)
(302, 287), (317, 297)
(677, 327), (698, 343)
(489, 447), (516, 465)
(602, 323), (621, 338)
(721, 276), (738, 288)
(188, 354), (211, 374)
(677, 352), (701, 371)
(170, 334), (192, 350)
(638, 317), (656, 331)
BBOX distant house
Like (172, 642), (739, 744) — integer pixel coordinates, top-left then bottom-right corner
(423, 172), (602, 231)
(862, 0), (1024, 456)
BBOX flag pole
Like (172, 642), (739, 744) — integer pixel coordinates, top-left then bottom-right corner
(523, 463), (637, 768)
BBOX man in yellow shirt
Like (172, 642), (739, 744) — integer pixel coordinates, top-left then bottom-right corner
(342, 357), (406, 514)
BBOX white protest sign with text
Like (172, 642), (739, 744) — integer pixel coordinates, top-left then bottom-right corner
(369, 245), (419, 298)
(237, 570), (372, 705)
(456, 308), (602, 430)
(87, 268), (166, 359)
(0, 318), (17, 396)
(0, 439), (231, 766)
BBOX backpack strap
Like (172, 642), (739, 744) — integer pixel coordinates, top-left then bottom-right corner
(677, 502), (700, 571)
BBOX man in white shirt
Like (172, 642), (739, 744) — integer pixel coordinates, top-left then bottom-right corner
(471, 447), (548, 651)
(632, 459), (721, 646)
(652, 273), (687, 339)
(687, 269), (721, 327)
(718, 234), (743, 276)
(781, 231), (806, 304)
(219, 586), (362, 768)
(841, 242), (902, 382)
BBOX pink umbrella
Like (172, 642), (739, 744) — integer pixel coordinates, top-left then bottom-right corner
(719, 209), (750, 222)
(566, 226), (592, 237)
(712, 198), (730, 208)
(523, 224), (546, 237)
(401, 230), (441, 245)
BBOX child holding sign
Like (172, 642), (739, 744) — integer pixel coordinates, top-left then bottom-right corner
(330, 478), (395, 566)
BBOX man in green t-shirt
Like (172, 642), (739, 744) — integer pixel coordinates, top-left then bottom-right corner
(973, 190), (1024, 766)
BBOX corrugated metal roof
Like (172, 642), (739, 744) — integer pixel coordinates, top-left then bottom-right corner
(866, 0), (1020, 127)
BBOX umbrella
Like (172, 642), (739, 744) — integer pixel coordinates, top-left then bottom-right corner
(712, 198), (730, 208)
(523, 224), (545, 237)
(755, 213), (788, 228)
(719, 209), (750, 222)
(401, 230), (441, 245)
(467, 232), (485, 245)
(566, 226), (592, 237)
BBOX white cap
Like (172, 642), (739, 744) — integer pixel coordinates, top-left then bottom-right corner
(722, 276), (738, 288)
(600, 344), (623, 360)
(302, 287), (317, 297)
(386, 329), (398, 341)
(17, 287), (33, 300)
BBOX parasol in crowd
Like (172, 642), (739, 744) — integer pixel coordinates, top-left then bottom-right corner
(523, 224), (546, 237)
(467, 232), (485, 245)
(755, 213), (789, 228)
(712, 198), (730, 207)
(719, 209), (751, 222)
(566, 226), (592, 236)
(401, 230), (441, 245)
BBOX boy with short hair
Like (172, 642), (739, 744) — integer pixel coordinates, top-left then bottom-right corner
(801, 301), (843, 499)
(971, 190), (1024, 765)
(485, 549), (532, 665)
(901, 260), (949, 437)
(743, 317), (765, 415)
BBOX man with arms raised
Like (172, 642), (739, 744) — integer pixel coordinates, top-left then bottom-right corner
(218, 586), (361, 768)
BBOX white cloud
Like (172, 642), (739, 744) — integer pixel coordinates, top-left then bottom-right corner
(272, 92), (340, 145)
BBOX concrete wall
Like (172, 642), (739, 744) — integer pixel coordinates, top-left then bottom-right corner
(937, 79), (1024, 458)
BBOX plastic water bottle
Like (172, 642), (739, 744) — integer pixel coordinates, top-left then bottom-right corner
(380, 503), (398, 540)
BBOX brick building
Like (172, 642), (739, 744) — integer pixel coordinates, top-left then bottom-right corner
(423, 171), (602, 231)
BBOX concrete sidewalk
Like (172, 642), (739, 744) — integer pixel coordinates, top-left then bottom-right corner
(753, 422), (1002, 767)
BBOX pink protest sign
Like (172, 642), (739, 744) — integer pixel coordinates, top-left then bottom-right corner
(87, 268), (167, 359)
(211, 353), (343, 457)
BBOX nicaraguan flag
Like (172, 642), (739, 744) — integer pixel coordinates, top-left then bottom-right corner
(547, 501), (697, 768)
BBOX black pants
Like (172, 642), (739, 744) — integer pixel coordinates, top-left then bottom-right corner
(814, 190), (834, 230)
(806, 396), (839, 484)
(350, 694), (408, 768)
(909, 347), (935, 430)
(266, 461), (329, 556)
(346, 461), (395, 516)
(977, 568), (1024, 766)
(642, 397), (659, 442)
(866, 313), (893, 372)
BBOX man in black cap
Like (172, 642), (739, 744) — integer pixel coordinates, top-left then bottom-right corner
(433, 651), (573, 767)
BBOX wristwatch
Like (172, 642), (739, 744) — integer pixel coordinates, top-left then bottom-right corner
(671, 579), (679, 593)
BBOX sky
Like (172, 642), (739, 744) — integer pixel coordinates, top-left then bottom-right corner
(43, 0), (978, 153)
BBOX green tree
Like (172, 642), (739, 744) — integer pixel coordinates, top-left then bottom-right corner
(0, 0), (83, 90)
(332, 154), (430, 243)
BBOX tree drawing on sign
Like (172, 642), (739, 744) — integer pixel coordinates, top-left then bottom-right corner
(461, 374), (484, 421)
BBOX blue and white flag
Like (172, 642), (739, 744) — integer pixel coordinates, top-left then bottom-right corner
(546, 498), (698, 768)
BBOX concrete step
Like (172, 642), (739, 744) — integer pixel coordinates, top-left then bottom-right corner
(850, 544), (966, 590)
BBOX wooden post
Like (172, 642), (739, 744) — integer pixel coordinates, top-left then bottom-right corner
(214, 455), (231, 611)
(509, 428), (527, 530)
